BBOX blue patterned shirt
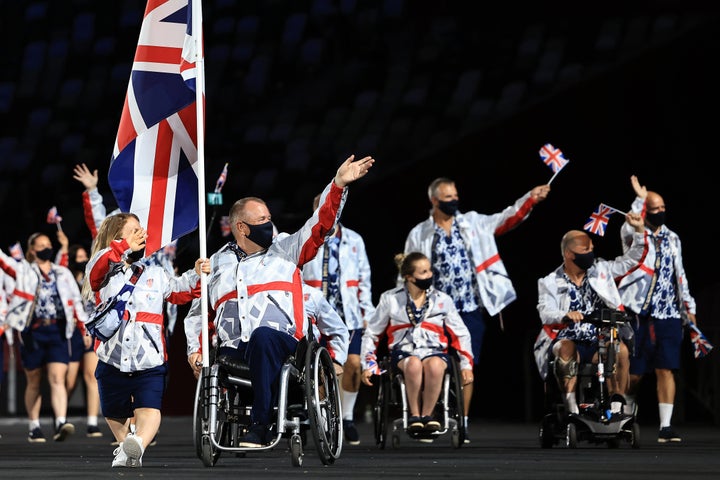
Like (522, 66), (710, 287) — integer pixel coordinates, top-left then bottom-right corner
(431, 222), (479, 313)
(557, 273), (602, 343)
(648, 229), (680, 319)
(33, 270), (63, 321)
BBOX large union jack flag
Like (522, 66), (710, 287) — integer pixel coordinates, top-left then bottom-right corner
(688, 323), (713, 359)
(583, 203), (614, 236)
(109, 0), (202, 256)
(539, 143), (569, 174)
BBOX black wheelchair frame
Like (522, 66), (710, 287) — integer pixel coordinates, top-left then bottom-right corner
(373, 350), (466, 449)
(539, 308), (640, 449)
(192, 337), (343, 467)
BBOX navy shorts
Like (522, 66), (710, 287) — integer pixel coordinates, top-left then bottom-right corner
(460, 308), (485, 365)
(347, 328), (363, 356)
(69, 329), (93, 362)
(630, 316), (682, 374)
(20, 326), (70, 370)
(95, 361), (167, 418)
(391, 349), (448, 371)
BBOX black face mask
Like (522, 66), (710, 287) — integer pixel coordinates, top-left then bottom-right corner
(645, 211), (666, 229)
(413, 276), (434, 290)
(244, 221), (274, 249)
(127, 248), (145, 262)
(571, 251), (595, 271)
(71, 260), (88, 273)
(35, 248), (54, 262)
(437, 199), (459, 216)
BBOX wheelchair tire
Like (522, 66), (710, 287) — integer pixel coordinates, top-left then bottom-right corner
(566, 422), (578, 449)
(305, 343), (342, 465)
(539, 415), (555, 449)
(448, 355), (466, 448)
(631, 422), (641, 449)
(374, 369), (390, 449)
(192, 370), (221, 466)
(290, 434), (304, 467)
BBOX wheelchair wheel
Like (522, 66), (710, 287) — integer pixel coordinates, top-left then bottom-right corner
(192, 370), (222, 466)
(305, 343), (342, 465)
(290, 434), (304, 467)
(374, 370), (390, 449)
(539, 415), (555, 449)
(448, 354), (466, 448)
(566, 422), (578, 449)
(631, 422), (641, 449)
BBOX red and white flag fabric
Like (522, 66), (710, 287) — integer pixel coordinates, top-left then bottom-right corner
(46, 206), (63, 225)
(539, 143), (569, 174)
(688, 323), (713, 359)
(583, 203), (614, 236)
(108, 0), (203, 256)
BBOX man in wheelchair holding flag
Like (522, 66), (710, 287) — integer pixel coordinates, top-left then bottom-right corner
(535, 212), (645, 418)
(361, 252), (473, 433)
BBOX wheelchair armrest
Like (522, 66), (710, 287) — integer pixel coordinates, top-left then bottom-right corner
(216, 354), (251, 378)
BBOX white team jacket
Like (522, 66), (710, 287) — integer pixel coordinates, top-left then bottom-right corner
(0, 250), (86, 339)
(86, 238), (200, 372)
(185, 180), (347, 353)
(361, 286), (474, 372)
(404, 190), (539, 317)
(617, 195), (696, 321)
(302, 224), (375, 330)
(533, 231), (645, 379)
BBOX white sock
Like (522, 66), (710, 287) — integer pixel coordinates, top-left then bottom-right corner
(341, 389), (358, 421)
(87, 416), (98, 427)
(56, 416), (66, 428)
(658, 402), (673, 428)
(566, 392), (579, 414)
(623, 394), (636, 415)
(29, 419), (41, 431)
(464, 416), (469, 428)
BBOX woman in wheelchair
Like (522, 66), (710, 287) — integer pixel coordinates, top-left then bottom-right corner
(361, 252), (473, 432)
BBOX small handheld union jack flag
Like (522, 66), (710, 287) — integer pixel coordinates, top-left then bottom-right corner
(8, 242), (23, 261)
(539, 143), (569, 184)
(220, 216), (231, 237)
(46, 206), (63, 231)
(688, 323), (713, 359)
(214, 163), (228, 194)
(583, 204), (615, 236)
(364, 352), (386, 376)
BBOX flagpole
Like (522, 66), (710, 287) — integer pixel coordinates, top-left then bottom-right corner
(192, 0), (210, 369)
(548, 170), (561, 185)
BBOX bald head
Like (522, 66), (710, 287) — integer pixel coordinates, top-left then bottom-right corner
(560, 230), (591, 257)
(646, 191), (665, 211)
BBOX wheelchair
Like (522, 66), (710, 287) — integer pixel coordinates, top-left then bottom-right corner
(192, 335), (343, 467)
(373, 350), (466, 449)
(538, 308), (640, 449)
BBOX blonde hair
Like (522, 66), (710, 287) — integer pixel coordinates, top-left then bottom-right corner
(81, 212), (139, 299)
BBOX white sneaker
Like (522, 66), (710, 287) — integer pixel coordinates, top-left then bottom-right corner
(111, 443), (128, 467)
(122, 434), (144, 467)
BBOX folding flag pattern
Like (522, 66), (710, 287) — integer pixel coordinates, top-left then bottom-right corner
(220, 216), (231, 237)
(688, 323), (713, 359)
(214, 163), (228, 193)
(583, 203), (614, 236)
(539, 143), (569, 174)
(108, 0), (202, 256)
(46, 206), (62, 225)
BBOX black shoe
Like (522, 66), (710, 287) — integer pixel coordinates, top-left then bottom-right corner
(408, 416), (424, 432)
(658, 426), (682, 443)
(28, 427), (46, 443)
(343, 420), (360, 445)
(422, 416), (441, 432)
(86, 425), (103, 438)
(53, 422), (75, 442)
(239, 424), (270, 448)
